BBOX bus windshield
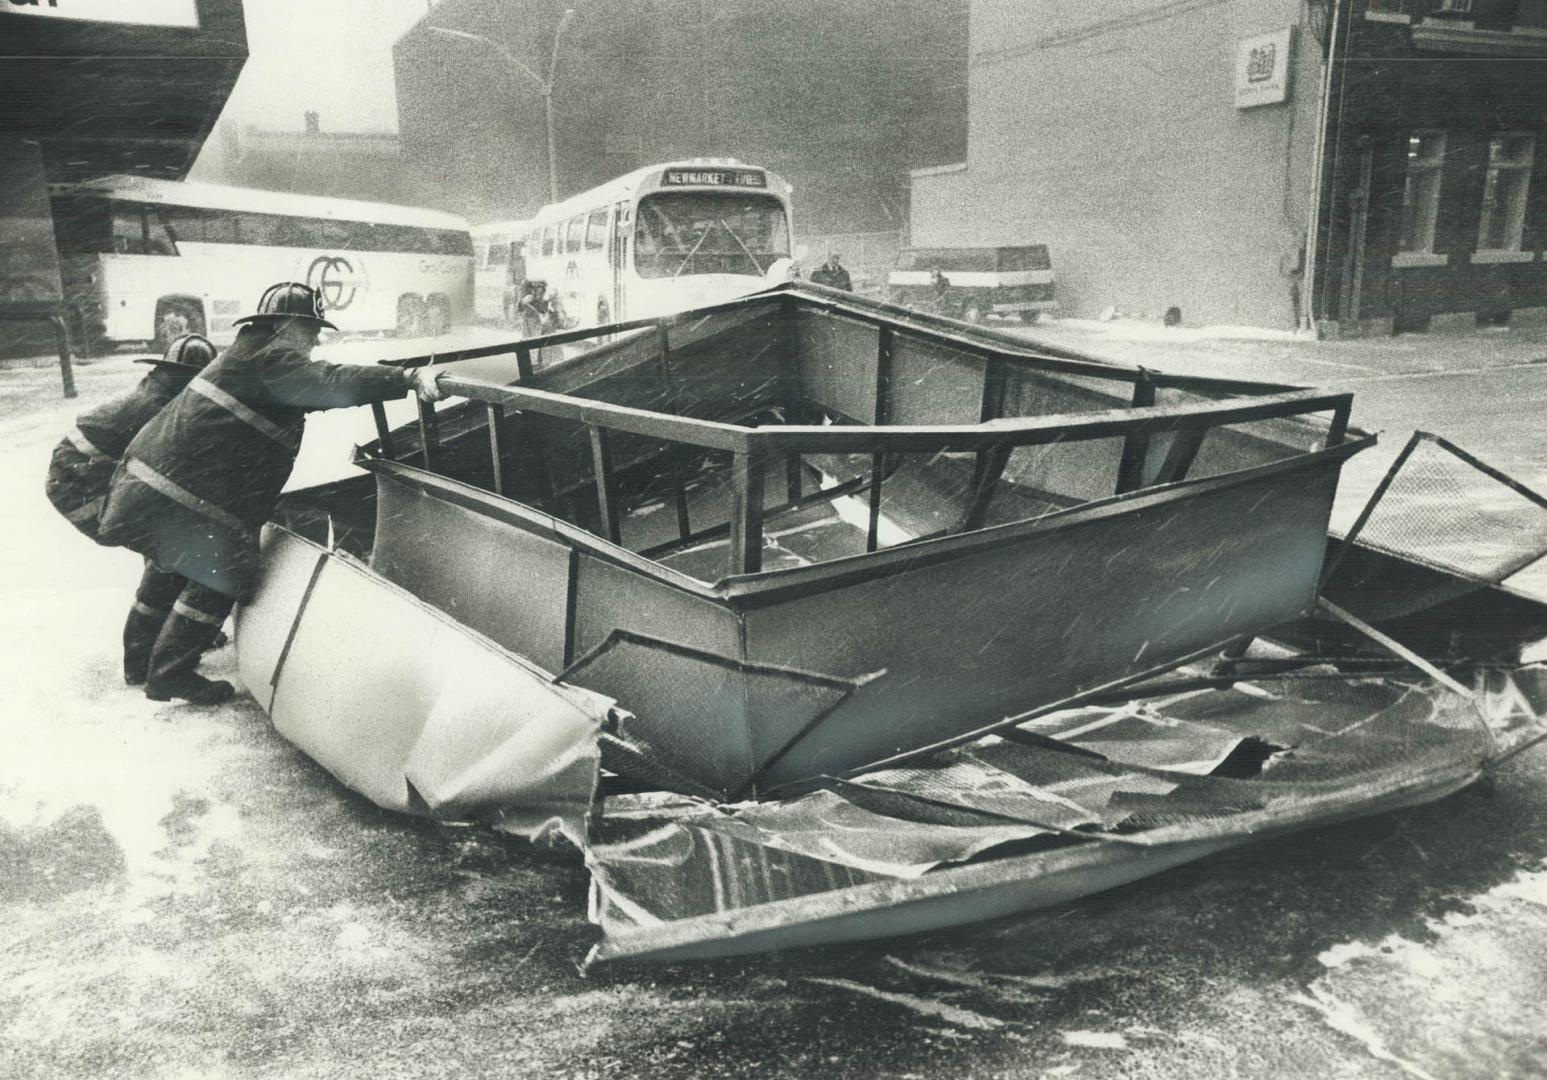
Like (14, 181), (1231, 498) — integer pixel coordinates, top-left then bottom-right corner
(634, 192), (789, 279)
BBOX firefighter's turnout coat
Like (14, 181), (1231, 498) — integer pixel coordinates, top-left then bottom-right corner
(45, 362), (199, 542)
(98, 328), (411, 597)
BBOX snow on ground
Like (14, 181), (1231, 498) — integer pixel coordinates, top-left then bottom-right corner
(4, 324), (1547, 1078)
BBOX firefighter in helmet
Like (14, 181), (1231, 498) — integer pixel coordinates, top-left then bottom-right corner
(46, 334), (222, 687)
(97, 283), (444, 705)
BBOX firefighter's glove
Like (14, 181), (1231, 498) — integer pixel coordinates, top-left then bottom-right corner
(408, 366), (446, 403)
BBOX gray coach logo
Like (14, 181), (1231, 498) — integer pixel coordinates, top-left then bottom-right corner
(306, 255), (359, 311)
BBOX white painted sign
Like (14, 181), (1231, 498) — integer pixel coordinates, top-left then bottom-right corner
(1234, 27), (1293, 109)
(0, 0), (199, 28)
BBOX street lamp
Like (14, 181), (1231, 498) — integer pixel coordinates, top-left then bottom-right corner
(431, 10), (575, 205)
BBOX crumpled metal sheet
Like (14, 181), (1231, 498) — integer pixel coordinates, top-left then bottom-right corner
(235, 526), (614, 842)
(586, 672), (1508, 965)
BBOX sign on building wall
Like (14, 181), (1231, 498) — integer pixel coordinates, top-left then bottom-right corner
(1234, 27), (1293, 109)
(0, 0), (199, 28)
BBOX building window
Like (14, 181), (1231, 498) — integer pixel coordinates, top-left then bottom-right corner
(1477, 133), (1535, 251)
(1399, 130), (1447, 253)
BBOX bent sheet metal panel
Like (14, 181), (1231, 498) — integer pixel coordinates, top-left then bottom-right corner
(563, 631), (869, 799)
(742, 457), (1344, 786)
(235, 527), (609, 837)
(371, 473), (573, 674)
(587, 766), (1481, 966)
(587, 675), (1498, 964)
(356, 442), (1355, 794)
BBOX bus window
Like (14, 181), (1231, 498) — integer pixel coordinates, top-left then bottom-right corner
(237, 213), (279, 246)
(49, 197), (111, 255)
(633, 192), (789, 278)
(585, 209), (607, 251)
(274, 217), (311, 248)
(109, 202), (177, 256)
(166, 205), (237, 244)
(316, 218), (354, 249)
(487, 240), (508, 267)
(565, 216), (584, 254)
(542, 226), (555, 257)
(438, 229), (473, 257)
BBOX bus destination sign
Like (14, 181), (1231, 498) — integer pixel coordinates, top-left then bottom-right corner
(662, 168), (767, 189)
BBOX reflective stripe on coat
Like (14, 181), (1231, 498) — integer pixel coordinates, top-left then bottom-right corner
(98, 326), (410, 596)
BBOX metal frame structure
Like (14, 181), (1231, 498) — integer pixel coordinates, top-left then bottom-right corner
(369, 285), (1355, 581)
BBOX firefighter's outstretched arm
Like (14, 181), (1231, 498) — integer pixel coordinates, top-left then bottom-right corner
(260, 348), (420, 410)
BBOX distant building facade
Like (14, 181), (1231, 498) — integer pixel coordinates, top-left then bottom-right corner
(393, 0), (969, 240)
(910, 0), (1547, 333)
(194, 116), (440, 208)
(1316, 0), (1547, 334)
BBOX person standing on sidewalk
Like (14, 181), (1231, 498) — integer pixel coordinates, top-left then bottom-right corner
(45, 334), (223, 688)
(97, 283), (445, 705)
(810, 252), (852, 291)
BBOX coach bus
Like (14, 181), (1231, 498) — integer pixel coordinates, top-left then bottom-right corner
(471, 218), (530, 327)
(519, 159), (796, 331)
(48, 175), (474, 350)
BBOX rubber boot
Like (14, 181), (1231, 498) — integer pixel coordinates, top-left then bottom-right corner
(123, 563), (184, 686)
(122, 603), (169, 686)
(144, 593), (236, 706)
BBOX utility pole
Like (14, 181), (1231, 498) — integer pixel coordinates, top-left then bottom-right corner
(431, 10), (575, 204)
(697, 0), (713, 155)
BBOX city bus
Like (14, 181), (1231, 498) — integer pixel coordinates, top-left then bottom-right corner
(519, 159), (796, 332)
(471, 218), (530, 327)
(48, 175), (475, 350)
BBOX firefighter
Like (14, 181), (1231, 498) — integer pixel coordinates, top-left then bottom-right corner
(97, 283), (445, 705)
(45, 334), (220, 688)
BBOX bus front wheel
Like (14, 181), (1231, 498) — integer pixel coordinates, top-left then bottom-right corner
(154, 299), (204, 351)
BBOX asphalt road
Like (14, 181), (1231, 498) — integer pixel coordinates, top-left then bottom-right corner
(4, 329), (1547, 1079)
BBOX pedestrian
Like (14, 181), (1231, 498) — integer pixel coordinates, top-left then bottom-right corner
(45, 334), (221, 688)
(929, 266), (953, 315)
(96, 283), (444, 705)
(518, 279), (556, 338)
(810, 252), (852, 291)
